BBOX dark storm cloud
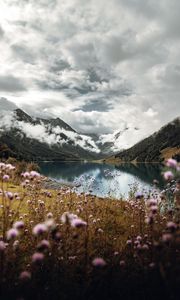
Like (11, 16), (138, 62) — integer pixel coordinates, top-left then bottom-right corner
(0, 75), (27, 92)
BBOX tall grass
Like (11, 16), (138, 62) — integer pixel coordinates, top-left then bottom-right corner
(0, 159), (179, 300)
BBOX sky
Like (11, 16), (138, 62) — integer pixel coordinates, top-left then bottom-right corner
(0, 0), (180, 135)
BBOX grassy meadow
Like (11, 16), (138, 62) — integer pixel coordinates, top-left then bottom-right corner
(0, 159), (179, 300)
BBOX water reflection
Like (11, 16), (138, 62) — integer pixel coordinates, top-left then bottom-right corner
(39, 162), (164, 199)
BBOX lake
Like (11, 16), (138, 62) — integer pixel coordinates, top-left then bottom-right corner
(39, 161), (165, 199)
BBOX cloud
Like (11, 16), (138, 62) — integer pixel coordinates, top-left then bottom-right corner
(0, 100), (100, 153)
(0, 75), (27, 92)
(0, 97), (18, 111)
(0, 0), (179, 136)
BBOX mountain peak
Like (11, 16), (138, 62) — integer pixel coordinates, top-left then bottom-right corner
(15, 108), (33, 123)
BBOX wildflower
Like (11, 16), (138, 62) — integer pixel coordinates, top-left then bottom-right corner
(166, 221), (177, 231)
(30, 171), (41, 178)
(149, 262), (155, 269)
(136, 235), (142, 242)
(7, 228), (19, 240)
(71, 218), (87, 228)
(37, 240), (50, 251)
(162, 233), (173, 243)
(126, 239), (132, 245)
(92, 257), (106, 267)
(0, 241), (6, 252)
(145, 216), (154, 225)
(6, 164), (15, 171)
(142, 244), (149, 250)
(163, 171), (174, 181)
(166, 158), (177, 168)
(13, 240), (19, 251)
(135, 192), (143, 199)
(3, 174), (10, 182)
(119, 260), (126, 267)
(150, 205), (158, 214)
(97, 228), (104, 233)
(136, 244), (142, 250)
(61, 212), (78, 224)
(32, 252), (44, 263)
(47, 212), (53, 219)
(44, 219), (55, 229)
(32, 223), (47, 236)
(0, 162), (5, 169)
(19, 271), (31, 281)
(5, 192), (14, 200)
(22, 172), (30, 178)
(53, 232), (62, 242)
(13, 221), (24, 230)
(148, 199), (157, 206)
(68, 256), (77, 261)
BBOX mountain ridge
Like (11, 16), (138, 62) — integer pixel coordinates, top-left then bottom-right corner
(105, 117), (180, 163)
(0, 98), (179, 162)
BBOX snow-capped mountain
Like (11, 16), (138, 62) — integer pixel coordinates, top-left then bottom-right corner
(106, 117), (180, 163)
(97, 126), (144, 155)
(0, 98), (101, 161)
(0, 98), (146, 161)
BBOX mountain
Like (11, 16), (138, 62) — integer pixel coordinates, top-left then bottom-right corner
(0, 98), (179, 162)
(96, 126), (143, 155)
(105, 118), (180, 163)
(0, 107), (101, 161)
(0, 98), (147, 161)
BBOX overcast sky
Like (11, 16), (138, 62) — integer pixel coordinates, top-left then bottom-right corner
(0, 0), (180, 134)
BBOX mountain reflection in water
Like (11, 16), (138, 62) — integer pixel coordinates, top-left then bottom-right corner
(39, 162), (164, 199)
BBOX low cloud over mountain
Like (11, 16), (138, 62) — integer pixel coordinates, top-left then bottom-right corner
(0, 0), (179, 135)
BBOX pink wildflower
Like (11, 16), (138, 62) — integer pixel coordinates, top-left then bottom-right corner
(30, 171), (41, 178)
(7, 228), (19, 240)
(22, 172), (30, 178)
(0, 241), (6, 252)
(37, 240), (50, 251)
(162, 233), (172, 243)
(5, 192), (14, 200)
(163, 171), (174, 181)
(13, 221), (24, 230)
(166, 158), (177, 168)
(32, 223), (47, 236)
(32, 252), (44, 263)
(71, 218), (87, 228)
(92, 257), (106, 267)
(126, 239), (132, 245)
(3, 174), (10, 182)
(120, 260), (126, 267)
(167, 221), (177, 231)
(19, 271), (31, 281)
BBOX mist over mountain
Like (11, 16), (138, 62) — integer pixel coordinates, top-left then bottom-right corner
(0, 98), (179, 162)
(106, 118), (180, 163)
(0, 98), (148, 160)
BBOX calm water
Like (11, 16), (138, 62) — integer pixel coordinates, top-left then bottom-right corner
(39, 162), (165, 199)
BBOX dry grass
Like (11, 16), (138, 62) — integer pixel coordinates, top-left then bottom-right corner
(0, 163), (179, 300)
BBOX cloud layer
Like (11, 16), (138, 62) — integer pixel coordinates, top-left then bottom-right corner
(0, 0), (180, 136)
(0, 106), (100, 153)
